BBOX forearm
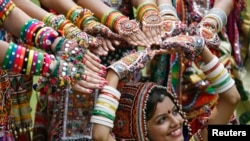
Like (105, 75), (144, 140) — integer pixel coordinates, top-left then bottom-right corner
(156, 0), (172, 5)
(92, 70), (119, 141)
(213, 0), (234, 16)
(75, 0), (111, 20)
(12, 0), (48, 20)
(0, 41), (9, 64)
(132, 0), (156, 7)
(40, 0), (77, 16)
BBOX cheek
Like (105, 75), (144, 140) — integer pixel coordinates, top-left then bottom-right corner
(147, 122), (170, 138)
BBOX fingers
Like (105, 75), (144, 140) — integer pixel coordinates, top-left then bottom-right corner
(83, 51), (106, 75)
(104, 39), (115, 51)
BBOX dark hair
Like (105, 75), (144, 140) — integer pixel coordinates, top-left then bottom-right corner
(145, 87), (176, 121)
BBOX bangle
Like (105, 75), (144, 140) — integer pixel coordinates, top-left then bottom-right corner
(35, 52), (43, 75)
(96, 99), (117, 111)
(94, 104), (116, 116)
(26, 49), (34, 75)
(158, 4), (178, 18)
(102, 86), (121, 99)
(90, 115), (114, 128)
(201, 56), (218, 72)
(12, 45), (22, 72)
(2, 43), (13, 69)
(21, 49), (30, 74)
(214, 78), (235, 94)
(30, 51), (38, 74)
(98, 94), (119, 106)
(17, 46), (26, 73)
(7, 43), (18, 70)
(92, 109), (115, 121)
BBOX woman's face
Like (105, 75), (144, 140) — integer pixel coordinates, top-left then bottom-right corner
(147, 96), (184, 141)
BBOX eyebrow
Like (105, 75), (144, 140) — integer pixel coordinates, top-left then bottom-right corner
(154, 105), (176, 120)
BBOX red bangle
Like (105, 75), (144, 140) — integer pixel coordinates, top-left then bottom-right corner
(17, 46), (26, 73)
(204, 61), (220, 75)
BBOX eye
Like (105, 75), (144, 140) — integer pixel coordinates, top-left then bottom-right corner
(173, 107), (179, 116)
(158, 116), (167, 124)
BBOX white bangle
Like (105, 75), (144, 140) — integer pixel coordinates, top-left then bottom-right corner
(102, 86), (121, 99)
(99, 94), (119, 106)
(201, 55), (218, 72)
(96, 98), (119, 110)
(214, 78), (235, 94)
(94, 105), (116, 116)
(204, 8), (227, 32)
(90, 115), (114, 128)
(205, 63), (224, 78)
(158, 4), (178, 19)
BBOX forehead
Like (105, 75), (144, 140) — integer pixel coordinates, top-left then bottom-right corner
(155, 96), (175, 113)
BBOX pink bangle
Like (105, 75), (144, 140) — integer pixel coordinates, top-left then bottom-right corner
(42, 53), (51, 76)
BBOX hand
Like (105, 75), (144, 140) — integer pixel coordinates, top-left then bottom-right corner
(161, 15), (187, 38)
(142, 13), (163, 45)
(115, 18), (151, 48)
(53, 37), (107, 76)
(107, 49), (154, 80)
(88, 37), (114, 56)
(72, 69), (108, 94)
(188, 21), (220, 48)
(159, 35), (205, 60)
(84, 20), (123, 42)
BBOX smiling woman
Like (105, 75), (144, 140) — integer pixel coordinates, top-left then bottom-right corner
(90, 34), (240, 141)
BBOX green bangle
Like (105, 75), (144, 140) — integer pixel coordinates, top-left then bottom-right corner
(92, 109), (115, 121)
(35, 52), (43, 75)
(2, 43), (14, 69)
(51, 57), (60, 77)
(212, 74), (231, 89)
(54, 37), (66, 53)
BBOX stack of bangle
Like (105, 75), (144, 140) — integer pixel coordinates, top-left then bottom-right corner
(101, 9), (127, 32)
(43, 13), (94, 49)
(158, 3), (178, 19)
(66, 6), (98, 29)
(20, 19), (58, 52)
(0, 0), (16, 26)
(91, 86), (121, 128)
(201, 56), (235, 94)
(203, 8), (227, 32)
(2, 42), (58, 77)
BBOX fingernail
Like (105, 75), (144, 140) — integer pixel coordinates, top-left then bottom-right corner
(99, 84), (104, 89)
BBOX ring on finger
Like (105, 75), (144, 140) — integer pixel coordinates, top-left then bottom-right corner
(82, 74), (87, 80)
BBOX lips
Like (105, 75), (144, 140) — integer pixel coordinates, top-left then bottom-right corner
(168, 127), (182, 137)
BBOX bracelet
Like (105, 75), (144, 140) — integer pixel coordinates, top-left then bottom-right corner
(158, 4), (178, 19)
(201, 56), (218, 72)
(35, 52), (43, 75)
(96, 99), (118, 111)
(102, 86), (121, 99)
(17, 46), (26, 73)
(12, 45), (22, 72)
(2, 43), (13, 69)
(92, 109), (115, 121)
(90, 115), (114, 128)
(203, 8), (227, 32)
(26, 49), (34, 75)
(193, 36), (205, 56)
(7, 43), (18, 70)
(98, 94), (119, 106)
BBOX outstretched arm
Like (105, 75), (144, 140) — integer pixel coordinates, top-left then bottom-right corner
(199, 46), (240, 141)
